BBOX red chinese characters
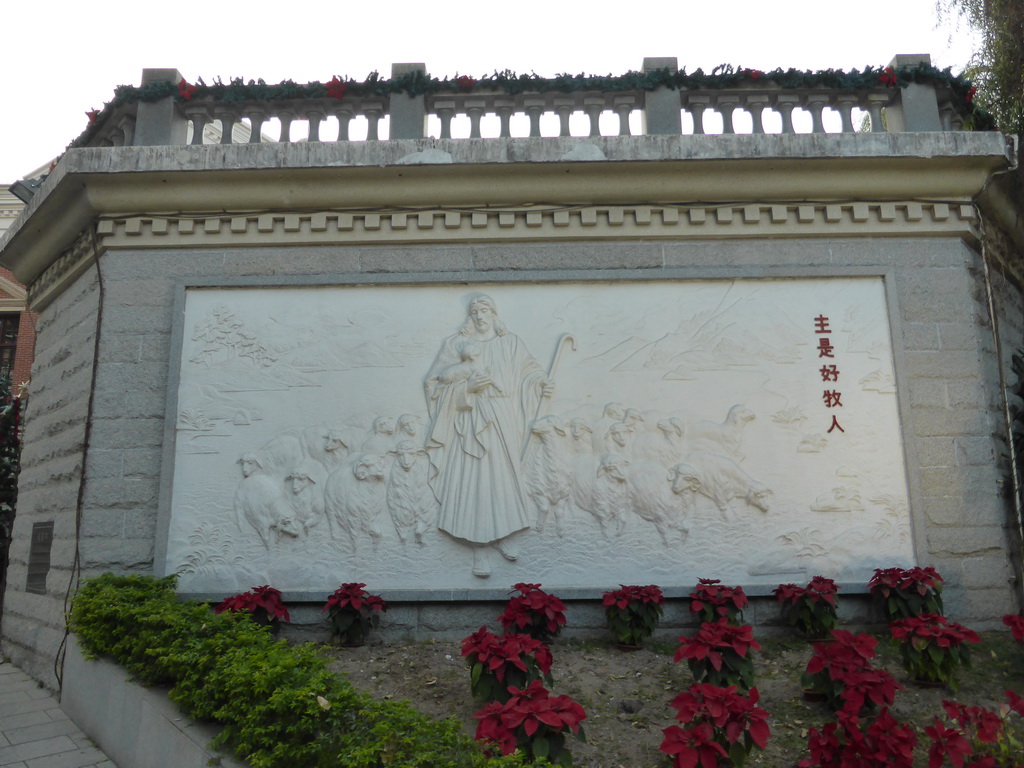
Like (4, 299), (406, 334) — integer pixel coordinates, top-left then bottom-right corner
(813, 315), (845, 434)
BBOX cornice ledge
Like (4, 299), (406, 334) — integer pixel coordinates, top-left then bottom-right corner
(57, 132), (1012, 172)
(2, 132), (1011, 288)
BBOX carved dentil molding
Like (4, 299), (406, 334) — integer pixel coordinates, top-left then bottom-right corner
(92, 201), (977, 247)
(28, 200), (978, 310)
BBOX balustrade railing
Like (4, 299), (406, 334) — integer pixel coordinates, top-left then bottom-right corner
(81, 55), (973, 151)
(426, 90), (643, 139)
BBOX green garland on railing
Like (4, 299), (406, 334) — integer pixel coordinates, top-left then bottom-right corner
(71, 62), (995, 149)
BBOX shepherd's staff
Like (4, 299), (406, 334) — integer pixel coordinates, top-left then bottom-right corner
(521, 333), (576, 462)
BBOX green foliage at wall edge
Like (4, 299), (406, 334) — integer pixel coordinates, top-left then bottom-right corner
(69, 573), (541, 768)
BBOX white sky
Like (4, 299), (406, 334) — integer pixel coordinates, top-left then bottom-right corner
(0, 0), (979, 183)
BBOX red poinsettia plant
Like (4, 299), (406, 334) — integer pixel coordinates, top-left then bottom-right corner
(831, 666), (900, 718)
(689, 579), (748, 625)
(801, 630), (900, 715)
(498, 583), (567, 642)
(660, 721), (728, 768)
(660, 683), (770, 768)
(799, 707), (918, 768)
(214, 584), (290, 629)
(474, 679), (586, 767)
(325, 76), (348, 101)
(773, 576), (839, 640)
(676, 619), (760, 691)
(461, 627), (553, 703)
(322, 583), (388, 646)
(868, 566), (944, 620)
(602, 584), (665, 648)
(924, 693), (1024, 768)
(1003, 614), (1024, 646)
(177, 78), (197, 100)
(889, 613), (979, 691)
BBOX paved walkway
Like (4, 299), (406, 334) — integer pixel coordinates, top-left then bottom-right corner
(0, 659), (115, 768)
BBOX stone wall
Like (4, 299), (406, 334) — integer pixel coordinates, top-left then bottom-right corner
(1, 266), (97, 687)
(979, 223), (1024, 611)
(3, 226), (1021, 682)
(75, 242), (1024, 605)
(894, 238), (1018, 621)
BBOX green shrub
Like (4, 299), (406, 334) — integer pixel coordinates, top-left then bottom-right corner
(70, 573), (538, 768)
(70, 573), (196, 685)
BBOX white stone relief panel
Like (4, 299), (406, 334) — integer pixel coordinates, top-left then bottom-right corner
(163, 278), (914, 593)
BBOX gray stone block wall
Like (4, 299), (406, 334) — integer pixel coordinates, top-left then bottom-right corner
(892, 242), (1017, 623)
(6, 233), (1020, 667)
(1, 269), (99, 689)
(980, 241), (1024, 616)
(99, 239), (1019, 629)
(62, 637), (246, 768)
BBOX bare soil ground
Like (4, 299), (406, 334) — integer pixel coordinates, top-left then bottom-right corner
(325, 631), (1024, 768)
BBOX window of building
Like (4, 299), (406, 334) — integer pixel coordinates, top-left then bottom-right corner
(0, 315), (17, 378)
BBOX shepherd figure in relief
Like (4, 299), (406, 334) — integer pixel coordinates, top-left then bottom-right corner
(424, 294), (553, 577)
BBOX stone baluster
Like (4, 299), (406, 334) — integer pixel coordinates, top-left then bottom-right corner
(215, 107), (237, 144)
(433, 100), (456, 138)
(717, 95), (740, 134)
(745, 94), (770, 134)
(133, 68), (189, 146)
(279, 110), (295, 142)
(835, 95), (858, 132)
(246, 109), (266, 143)
(115, 116), (136, 146)
(334, 108), (353, 141)
(185, 106), (209, 145)
(584, 97), (604, 137)
(553, 98), (575, 137)
(466, 99), (486, 138)
(364, 100), (385, 140)
(686, 95), (709, 135)
(389, 63), (427, 139)
(865, 94), (888, 132)
(774, 95), (798, 134)
(806, 94), (829, 133)
(494, 98), (515, 138)
(940, 107), (953, 131)
(307, 108), (325, 142)
(613, 96), (634, 136)
(524, 98), (545, 137)
(642, 57), (682, 135)
(104, 125), (121, 147)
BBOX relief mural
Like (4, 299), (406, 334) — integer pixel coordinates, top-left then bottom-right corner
(162, 279), (915, 593)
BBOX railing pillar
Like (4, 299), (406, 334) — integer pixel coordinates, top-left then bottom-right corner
(133, 68), (188, 146)
(641, 57), (682, 136)
(774, 95), (799, 134)
(494, 98), (515, 138)
(389, 63), (427, 140)
(885, 54), (942, 132)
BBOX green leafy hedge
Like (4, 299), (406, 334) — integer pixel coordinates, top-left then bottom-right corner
(69, 574), (538, 768)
